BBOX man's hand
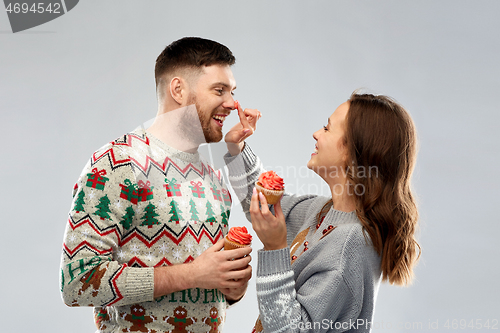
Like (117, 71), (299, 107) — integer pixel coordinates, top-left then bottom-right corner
(225, 101), (261, 156)
(220, 283), (249, 303)
(190, 239), (252, 290)
(153, 239), (252, 299)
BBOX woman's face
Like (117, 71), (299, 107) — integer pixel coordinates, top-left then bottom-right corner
(307, 102), (349, 181)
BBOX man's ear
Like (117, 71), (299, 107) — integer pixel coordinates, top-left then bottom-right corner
(169, 77), (187, 105)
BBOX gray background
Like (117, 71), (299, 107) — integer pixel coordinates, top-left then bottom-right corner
(1, 1), (499, 332)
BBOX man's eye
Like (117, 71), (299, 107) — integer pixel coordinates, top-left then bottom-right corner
(216, 89), (223, 95)
(323, 125), (328, 131)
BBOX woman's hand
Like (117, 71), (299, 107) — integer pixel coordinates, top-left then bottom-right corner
(249, 188), (287, 251)
(225, 101), (262, 156)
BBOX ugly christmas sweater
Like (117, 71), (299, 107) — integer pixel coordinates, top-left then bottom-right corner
(224, 144), (382, 333)
(60, 127), (233, 333)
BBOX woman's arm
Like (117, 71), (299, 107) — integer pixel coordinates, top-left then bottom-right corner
(256, 247), (361, 333)
(224, 144), (317, 229)
(223, 103), (317, 229)
(256, 228), (375, 333)
(251, 191), (374, 332)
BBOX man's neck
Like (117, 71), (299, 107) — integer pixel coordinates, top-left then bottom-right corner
(147, 105), (205, 154)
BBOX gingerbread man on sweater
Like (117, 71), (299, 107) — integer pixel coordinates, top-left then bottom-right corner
(122, 304), (157, 333)
(202, 307), (222, 333)
(163, 306), (197, 333)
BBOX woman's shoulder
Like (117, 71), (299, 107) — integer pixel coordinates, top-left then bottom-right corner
(319, 212), (380, 262)
(334, 220), (382, 278)
(334, 219), (376, 252)
(279, 193), (329, 219)
(284, 193), (330, 212)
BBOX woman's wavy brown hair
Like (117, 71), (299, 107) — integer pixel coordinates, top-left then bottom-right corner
(343, 92), (420, 286)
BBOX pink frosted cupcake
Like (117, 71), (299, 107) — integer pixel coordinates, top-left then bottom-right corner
(255, 171), (284, 205)
(224, 226), (252, 251)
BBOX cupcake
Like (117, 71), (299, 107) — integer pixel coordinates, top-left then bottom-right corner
(255, 171), (284, 205)
(224, 226), (252, 251)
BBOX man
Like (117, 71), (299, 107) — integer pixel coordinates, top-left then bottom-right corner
(60, 37), (259, 332)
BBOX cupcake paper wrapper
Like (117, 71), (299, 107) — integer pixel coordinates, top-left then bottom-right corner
(224, 237), (250, 251)
(255, 182), (284, 205)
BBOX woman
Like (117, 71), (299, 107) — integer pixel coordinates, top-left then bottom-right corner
(224, 92), (420, 333)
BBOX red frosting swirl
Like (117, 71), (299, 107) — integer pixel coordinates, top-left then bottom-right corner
(227, 226), (252, 245)
(258, 171), (284, 190)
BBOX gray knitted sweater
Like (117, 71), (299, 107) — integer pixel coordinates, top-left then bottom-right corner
(224, 144), (382, 333)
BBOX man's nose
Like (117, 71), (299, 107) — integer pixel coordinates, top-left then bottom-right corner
(222, 95), (236, 110)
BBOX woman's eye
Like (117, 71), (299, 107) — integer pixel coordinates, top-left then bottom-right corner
(323, 125), (328, 131)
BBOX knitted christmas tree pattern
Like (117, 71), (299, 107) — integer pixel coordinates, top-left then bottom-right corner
(168, 199), (183, 224)
(76, 130), (231, 240)
(189, 198), (201, 224)
(141, 203), (160, 228)
(120, 206), (135, 230)
(205, 201), (217, 226)
(73, 190), (86, 213)
(220, 204), (229, 228)
(94, 195), (112, 220)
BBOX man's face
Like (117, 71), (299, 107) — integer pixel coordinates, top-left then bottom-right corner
(189, 65), (237, 143)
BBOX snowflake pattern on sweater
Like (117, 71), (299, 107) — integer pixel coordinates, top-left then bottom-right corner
(60, 128), (232, 332)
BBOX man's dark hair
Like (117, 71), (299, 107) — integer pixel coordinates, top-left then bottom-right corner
(155, 37), (235, 89)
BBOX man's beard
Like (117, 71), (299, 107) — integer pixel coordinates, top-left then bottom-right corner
(191, 97), (223, 143)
